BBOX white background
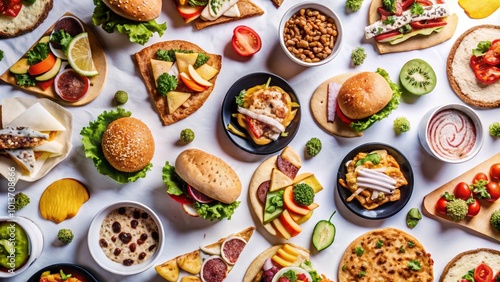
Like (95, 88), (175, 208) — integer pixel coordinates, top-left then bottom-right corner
(1, 0), (499, 281)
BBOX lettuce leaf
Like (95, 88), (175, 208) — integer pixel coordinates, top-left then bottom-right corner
(350, 68), (401, 132)
(80, 107), (152, 183)
(92, 0), (167, 45)
(161, 162), (185, 196)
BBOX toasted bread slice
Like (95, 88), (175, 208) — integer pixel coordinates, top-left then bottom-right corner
(271, 0), (284, 7)
(194, 0), (264, 30)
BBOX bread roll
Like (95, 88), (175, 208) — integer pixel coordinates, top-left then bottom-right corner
(175, 149), (241, 204)
(337, 72), (392, 120)
(103, 0), (161, 21)
(102, 117), (155, 172)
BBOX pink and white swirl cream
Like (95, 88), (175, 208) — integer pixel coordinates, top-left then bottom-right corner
(426, 109), (476, 160)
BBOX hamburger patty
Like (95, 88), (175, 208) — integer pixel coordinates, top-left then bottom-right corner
(0, 0), (53, 38)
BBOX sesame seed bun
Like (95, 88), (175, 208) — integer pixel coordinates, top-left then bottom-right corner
(102, 0), (161, 22)
(337, 72), (393, 120)
(102, 117), (155, 172)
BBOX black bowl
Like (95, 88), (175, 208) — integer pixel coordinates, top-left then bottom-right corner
(27, 263), (99, 282)
(221, 72), (301, 155)
(337, 143), (414, 219)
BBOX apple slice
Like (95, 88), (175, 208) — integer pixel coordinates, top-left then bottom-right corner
(177, 3), (204, 19)
(188, 64), (212, 87)
(182, 202), (199, 217)
(179, 72), (208, 92)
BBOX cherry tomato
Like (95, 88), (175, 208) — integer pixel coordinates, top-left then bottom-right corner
(454, 182), (472, 200)
(490, 163), (500, 181)
(231, 25), (261, 57)
(474, 263), (493, 282)
(473, 172), (489, 184)
(466, 198), (480, 217)
(485, 181), (500, 202)
(436, 197), (449, 215)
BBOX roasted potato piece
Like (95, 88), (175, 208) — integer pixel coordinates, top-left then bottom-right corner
(155, 258), (179, 282)
(181, 276), (202, 282)
(177, 250), (202, 274)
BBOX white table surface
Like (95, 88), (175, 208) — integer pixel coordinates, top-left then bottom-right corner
(1, 1), (499, 281)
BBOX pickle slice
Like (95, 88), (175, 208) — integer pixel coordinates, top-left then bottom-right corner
(312, 210), (336, 251)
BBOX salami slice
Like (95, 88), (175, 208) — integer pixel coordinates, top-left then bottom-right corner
(221, 237), (247, 265)
(201, 256), (228, 282)
(257, 180), (270, 203)
(276, 155), (299, 180)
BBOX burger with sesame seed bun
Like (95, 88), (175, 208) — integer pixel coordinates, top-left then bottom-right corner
(92, 0), (167, 45)
(80, 108), (155, 183)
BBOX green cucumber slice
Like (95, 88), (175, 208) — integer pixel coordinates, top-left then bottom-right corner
(312, 210), (336, 251)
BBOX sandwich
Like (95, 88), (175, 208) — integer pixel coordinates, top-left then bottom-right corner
(447, 24), (500, 107)
(162, 149), (242, 221)
(0, 97), (72, 182)
(155, 226), (254, 282)
(243, 243), (333, 282)
(172, 0), (264, 29)
(135, 40), (222, 125)
(248, 146), (323, 239)
(0, 0), (53, 38)
(440, 248), (500, 282)
(80, 107), (154, 183)
(92, 0), (167, 45)
(310, 69), (401, 138)
(366, 0), (458, 54)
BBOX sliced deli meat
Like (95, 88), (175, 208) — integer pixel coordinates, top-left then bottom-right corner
(201, 256), (228, 282)
(221, 236), (247, 265)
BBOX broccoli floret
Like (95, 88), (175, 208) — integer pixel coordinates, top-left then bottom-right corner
(394, 117), (410, 134)
(346, 0), (364, 12)
(293, 183), (315, 206)
(156, 73), (178, 95)
(351, 47), (366, 66)
(57, 229), (74, 244)
(446, 199), (468, 222)
(491, 209), (500, 232)
(14, 192), (30, 211)
(305, 137), (322, 157)
(489, 122), (500, 137)
(180, 128), (195, 143)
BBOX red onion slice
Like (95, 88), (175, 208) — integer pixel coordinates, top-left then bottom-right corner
(327, 82), (341, 122)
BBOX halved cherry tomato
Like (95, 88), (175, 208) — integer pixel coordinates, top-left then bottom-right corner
(474, 263), (493, 282)
(470, 55), (500, 84)
(485, 181), (500, 202)
(409, 19), (447, 29)
(466, 198), (480, 217)
(473, 172), (489, 184)
(231, 25), (262, 57)
(490, 163), (500, 181)
(454, 182), (472, 200)
(335, 101), (354, 125)
(436, 197), (449, 215)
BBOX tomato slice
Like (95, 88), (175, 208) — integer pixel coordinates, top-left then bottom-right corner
(415, 0), (433, 5)
(374, 30), (401, 42)
(470, 55), (500, 84)
(474, 263), (493, 282)
(245, 115), (264, 138)
(483, 40), (500, 66)
(409, 19), (447, 29)
(335, 101), (354, 125)
(231, 25), (262, 57)
(2, 0), (21, 17)
(168, 193), (193, 205)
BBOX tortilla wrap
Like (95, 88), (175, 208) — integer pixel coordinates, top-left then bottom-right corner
(135, 40), (222, 125)
(243, 244), (310, 282)
(446, 25), (500, 107)
(440, 248), (500, 282)
(368, 0), (459, 54)
(194, 0), (264, 30)
(0, 0), (53, 38)
(310, 73), (362, 138)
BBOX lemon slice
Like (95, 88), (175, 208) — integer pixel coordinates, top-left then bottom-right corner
(67, 32), (98, 77)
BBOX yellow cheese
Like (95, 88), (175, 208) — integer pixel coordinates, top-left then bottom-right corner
(175, 52), (198, 74)
(167, 91), (191, 114)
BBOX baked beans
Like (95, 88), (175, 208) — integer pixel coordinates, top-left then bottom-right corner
(283, 8), (338, 63)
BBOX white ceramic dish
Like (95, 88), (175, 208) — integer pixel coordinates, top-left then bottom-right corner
(0, 216), (44, 278)
(87, 201), (164, 275)
(278, 1), (343, 67)
(418, 104), (483, 163)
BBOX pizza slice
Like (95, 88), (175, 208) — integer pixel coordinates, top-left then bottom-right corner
(155, 226), (255, 281)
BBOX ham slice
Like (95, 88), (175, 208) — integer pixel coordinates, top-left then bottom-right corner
(327, 82), (341, 122)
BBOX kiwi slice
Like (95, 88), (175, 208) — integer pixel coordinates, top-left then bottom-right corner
(399, 59), (437, 95)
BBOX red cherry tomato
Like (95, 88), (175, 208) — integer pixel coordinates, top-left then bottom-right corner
(436, 197), (449, 215)
(474, 263), (493, 282)
(231, 25), (262, 57)
(485, 181), (500, 202)
(466, 198), (480, 217)
(454, 182), (472, 200)
(473, 172), (489, 184)
(490, 163), (500, 181)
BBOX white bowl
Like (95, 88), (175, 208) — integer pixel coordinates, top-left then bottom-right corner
(0, 216), (43, 278)
(87, 201), (164, 275)
(278, 1), (343, 67)
(418, 104), (483, 163)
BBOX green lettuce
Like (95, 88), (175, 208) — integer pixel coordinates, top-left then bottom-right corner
(350, 68), (401, 132)
(92, 0), (167, 45)
(161, 162), (240, 221)
(80, 108), (152, 183)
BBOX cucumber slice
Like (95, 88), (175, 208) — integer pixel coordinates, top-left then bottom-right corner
(312, 210), (336, 251)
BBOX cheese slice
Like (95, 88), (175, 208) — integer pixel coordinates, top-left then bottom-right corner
(269, 168), (293, 192)
(167, 91), (191, 114)
(201, 0), (239, 21)
(195, 63), (219, 81)
(33, 140), (64, 157)
(223, 4), (240, 17)
(6, 148), (36, 175)
(7, 103), (66, 131)
(175, 53), (198, 74)
(151, 59), (174, 86)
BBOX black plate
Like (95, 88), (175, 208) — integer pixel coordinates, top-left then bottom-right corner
(27, 263), (99, 282)
(221, 72), (301, 155)
(337, 143), (414, 219)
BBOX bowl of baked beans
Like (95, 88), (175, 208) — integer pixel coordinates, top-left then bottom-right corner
(279, 1), (343, 67)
